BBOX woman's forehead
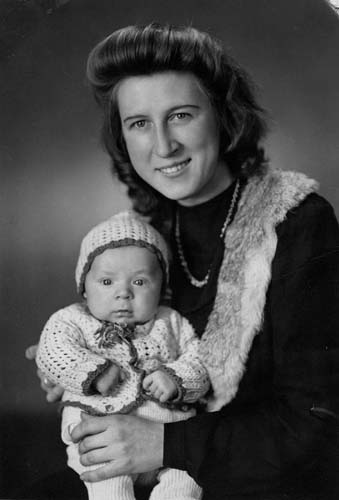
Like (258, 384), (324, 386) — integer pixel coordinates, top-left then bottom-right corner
(116, 71), (211, 116)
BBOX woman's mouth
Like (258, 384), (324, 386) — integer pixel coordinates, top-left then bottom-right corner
(158, 159), (191, 176)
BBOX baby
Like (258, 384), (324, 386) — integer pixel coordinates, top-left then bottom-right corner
(36, 211), (209, 500)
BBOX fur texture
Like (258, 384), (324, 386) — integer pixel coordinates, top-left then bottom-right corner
(200, 166), (318, 411)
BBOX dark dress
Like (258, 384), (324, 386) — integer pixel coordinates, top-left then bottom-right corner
(165, 185), (339, 500)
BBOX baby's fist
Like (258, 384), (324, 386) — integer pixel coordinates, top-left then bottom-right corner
(94, 363), (123, 396)
(143, 370), (178, 403)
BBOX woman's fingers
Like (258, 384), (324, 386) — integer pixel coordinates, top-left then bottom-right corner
(78, 431), (108, 454)
(45, 384), (64, 402)
(35, 368), (64, 402)
(25, 344), (38, 360)
(79, 444), (112, 467)
(38, 369), (52, 388)
(80, 460), (130, 483)
(72, 414), (164, 481)
(71, 413), (110, 442)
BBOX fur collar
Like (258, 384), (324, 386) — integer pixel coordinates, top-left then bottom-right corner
(200, 166), (318, 411)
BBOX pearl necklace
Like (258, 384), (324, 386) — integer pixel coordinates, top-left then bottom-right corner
(175, 178), (240, 288)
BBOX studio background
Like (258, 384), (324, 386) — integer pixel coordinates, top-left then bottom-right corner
(1, 0), (339, 496)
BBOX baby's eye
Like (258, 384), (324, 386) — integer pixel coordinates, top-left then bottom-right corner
(133, 279), (144, 286)
(102, 279), (112, 286)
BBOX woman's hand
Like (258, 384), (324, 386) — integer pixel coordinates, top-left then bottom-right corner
(71, 413), (164, 482)
(25, 344), (64, 402)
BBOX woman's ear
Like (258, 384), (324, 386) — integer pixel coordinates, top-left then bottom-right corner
(83, 292), (87, 299)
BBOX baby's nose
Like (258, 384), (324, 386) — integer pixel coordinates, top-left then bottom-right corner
(115, 286), (132, 300)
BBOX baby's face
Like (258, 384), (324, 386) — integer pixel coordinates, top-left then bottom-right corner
(84, 246), (163, 325)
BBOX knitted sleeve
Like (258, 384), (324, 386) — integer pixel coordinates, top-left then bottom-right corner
(36, 305), (111, 395)
(164, 309), (210, 403)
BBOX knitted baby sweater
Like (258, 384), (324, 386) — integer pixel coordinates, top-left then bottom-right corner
(37, 304), (209, 415)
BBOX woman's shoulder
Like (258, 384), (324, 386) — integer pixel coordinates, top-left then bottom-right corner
(242, 166), (319, 229)
(273, 192), (339, 276)
(278, 192), (338, 237)
(289, 191), (335, 216)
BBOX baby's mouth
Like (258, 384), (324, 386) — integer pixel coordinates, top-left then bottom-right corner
(113, 310), (133, 317)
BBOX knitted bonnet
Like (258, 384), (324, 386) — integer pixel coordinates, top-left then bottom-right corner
(75, 211), (169, 295)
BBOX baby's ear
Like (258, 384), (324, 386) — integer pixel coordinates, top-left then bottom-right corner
(83, 292), (87, 299)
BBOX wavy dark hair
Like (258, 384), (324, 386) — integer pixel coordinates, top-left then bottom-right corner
(86, 23), (267, 232)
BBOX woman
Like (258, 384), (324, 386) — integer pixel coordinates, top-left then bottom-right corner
(27, 23), (339, 499)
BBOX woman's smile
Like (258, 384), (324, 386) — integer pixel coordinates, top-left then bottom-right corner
(157, 159), (191, 176)
(117, 71), (233, 206)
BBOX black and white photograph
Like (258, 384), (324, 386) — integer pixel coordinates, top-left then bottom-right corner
(1, 1), (339, 499)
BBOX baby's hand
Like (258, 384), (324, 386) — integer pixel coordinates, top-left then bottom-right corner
(142, 370), (178, 403)
(94, 363), (123, 396)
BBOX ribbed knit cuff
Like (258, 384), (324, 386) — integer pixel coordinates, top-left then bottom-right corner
(157, 365), (186, 403)
(163, 420), (187, 470)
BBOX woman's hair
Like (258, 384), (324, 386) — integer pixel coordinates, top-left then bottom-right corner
(86, 23), (267, 229)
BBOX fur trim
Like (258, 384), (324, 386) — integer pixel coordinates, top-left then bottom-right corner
(200, 166), (319, 411)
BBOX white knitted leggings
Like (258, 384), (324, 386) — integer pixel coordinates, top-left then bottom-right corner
(62, 401), (202, 500)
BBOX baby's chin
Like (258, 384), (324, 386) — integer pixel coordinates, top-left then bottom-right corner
(93, 310), (153, 326)
(105, 313), (136, 326)
(105, 316), (154, 328)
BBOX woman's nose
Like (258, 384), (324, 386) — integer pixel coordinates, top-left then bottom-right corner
(154, 125), (178, 157)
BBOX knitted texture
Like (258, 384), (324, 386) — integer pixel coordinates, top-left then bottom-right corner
(75, 211), (169, 295)
(199, 165), (318, 411)
(36, 304), (210, 415)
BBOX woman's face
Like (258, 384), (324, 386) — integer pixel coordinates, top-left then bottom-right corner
(117, 71), (232, 206)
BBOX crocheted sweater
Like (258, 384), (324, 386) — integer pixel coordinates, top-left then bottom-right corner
(36, 304), (210, 415)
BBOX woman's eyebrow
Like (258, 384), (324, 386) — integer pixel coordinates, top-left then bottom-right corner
(122, 114), (147, 124)
(167, 104), (200, 112)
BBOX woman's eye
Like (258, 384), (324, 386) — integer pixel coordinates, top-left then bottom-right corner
(133, 279), (144, 286)
(131, 120), (146, 129)
(102, 279), (112, 286)
(171, 112), (189, 121)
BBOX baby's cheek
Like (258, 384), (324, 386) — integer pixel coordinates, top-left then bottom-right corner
(87, 296), (111, 321)
(148, 289), (162, 310)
